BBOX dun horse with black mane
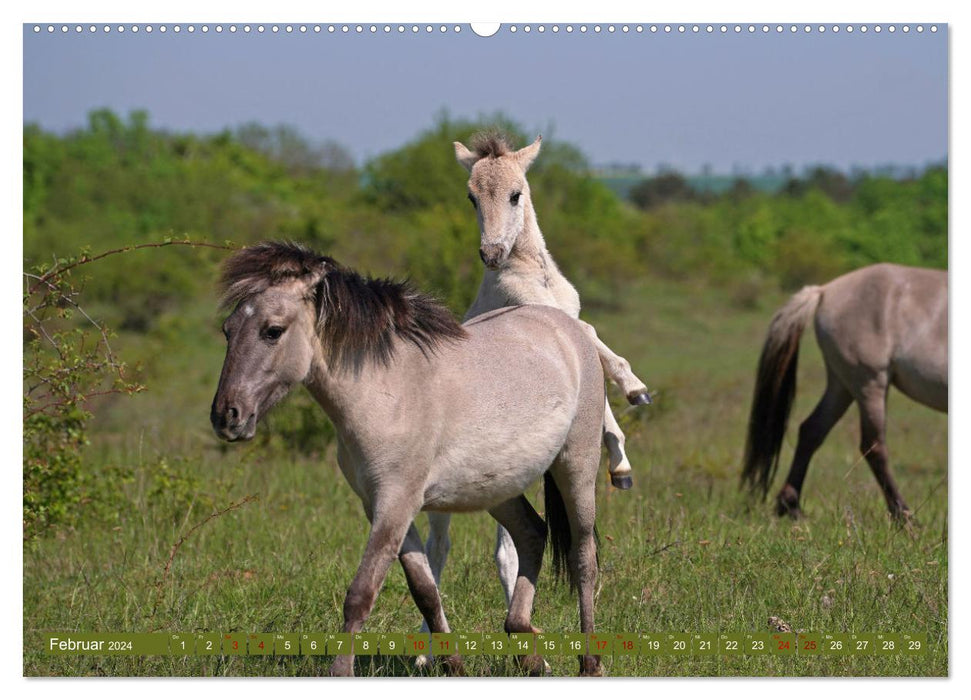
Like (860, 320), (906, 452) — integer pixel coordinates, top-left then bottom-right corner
(210, 242), (606, 676)
(741, 263), (947, 522)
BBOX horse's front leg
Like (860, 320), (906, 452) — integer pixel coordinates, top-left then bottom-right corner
(329, 503), (418, 677)
(577, 320), (651, 405)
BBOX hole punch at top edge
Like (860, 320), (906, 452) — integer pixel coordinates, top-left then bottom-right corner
(471, 23), (501, 37)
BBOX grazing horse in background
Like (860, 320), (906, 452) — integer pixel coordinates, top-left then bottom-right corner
(741, 263), (947, 522)
(423, 133), (652, 620)
(210, 242), (606, 676)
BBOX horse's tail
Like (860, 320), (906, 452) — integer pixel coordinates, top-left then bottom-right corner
(544, 471), (598, 592)
(544, 471), (575, 590)
(741, 285), (823, 499)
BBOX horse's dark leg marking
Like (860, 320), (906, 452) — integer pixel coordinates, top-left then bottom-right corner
(776, 374), (853, 518)
(858, 384), (911, 522)
(329, 511), (414, 677)
(398, 524), (464, 675)
(488, 496), (548, 676)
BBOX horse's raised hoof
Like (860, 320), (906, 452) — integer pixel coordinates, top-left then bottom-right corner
(610, 473), (634, 490)
(627, 391), (652, 406)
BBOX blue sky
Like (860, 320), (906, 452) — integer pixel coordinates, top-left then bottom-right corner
(23, 24), (947, 173)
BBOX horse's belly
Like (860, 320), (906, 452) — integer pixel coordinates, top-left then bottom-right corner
(892, 357), (948, 412)
(421, 423), (572, 512)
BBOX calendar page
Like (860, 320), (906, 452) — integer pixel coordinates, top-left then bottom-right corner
(21, 8), (948, 680)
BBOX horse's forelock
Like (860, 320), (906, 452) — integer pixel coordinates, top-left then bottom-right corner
(470, 131), (513, 159)
(218, 241), (332, 309)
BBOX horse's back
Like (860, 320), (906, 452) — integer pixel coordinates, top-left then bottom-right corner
(815, 264), (947, 410)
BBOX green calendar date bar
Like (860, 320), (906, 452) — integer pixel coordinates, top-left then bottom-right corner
(379, 633), (406, 655)
(770, 633), (796, 656)
(692, 633), (718, 656)
(404, 633), (431, 656)
(300, 633), (327, 655)
(534, 633), (563, 655)
(902, 633), (927, 655)
(222, 633), (246, 655)
(248, 633), (274, 656)
(508, 633), (534, 655)
(456, 632), (483, 655)
(796, 633), (822, 655)
(849, 633), (876, 655)
(353, 633), (380, 655)
(274, 634), (300, 655)
(482, 632), (511, 655)
(718, 634), (744, 655)
(326, 633), (352, 655)
(46, 633), (170, 655)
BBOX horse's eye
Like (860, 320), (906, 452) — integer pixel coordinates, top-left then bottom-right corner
(510, 191), (521, 205)
(264, 326), (285, 341)
(467, 192), (477, 208)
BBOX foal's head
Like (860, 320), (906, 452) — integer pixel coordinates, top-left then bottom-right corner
(455, 133), (542, 269)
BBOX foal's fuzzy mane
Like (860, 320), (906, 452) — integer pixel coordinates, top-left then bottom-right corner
(470, 130), (513, 159)
(219, 242), (466, 370)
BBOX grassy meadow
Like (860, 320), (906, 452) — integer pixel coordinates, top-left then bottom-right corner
(23, 113), (947, 677)
(23, 277), (947, 677)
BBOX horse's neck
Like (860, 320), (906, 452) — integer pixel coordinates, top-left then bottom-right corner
(508, 198), (551, 265)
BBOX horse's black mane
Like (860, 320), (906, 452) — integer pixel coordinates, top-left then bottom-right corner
(470, 130), (513, 159)
(219, 241), (466, 370)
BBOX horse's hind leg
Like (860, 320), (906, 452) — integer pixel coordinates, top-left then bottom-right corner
(400, 522), (463, 675)
(776, 372), (853, 518)
(602, 399), (635, 489)
(488, 496), (548, 676)
(577, 320), (651, 405)
(858, 381), (911, 522)
(547, 462), (601, 676)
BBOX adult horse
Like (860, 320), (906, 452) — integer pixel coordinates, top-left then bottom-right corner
(210, 242), (606, 676)
(423, 133), (651, 622)
(741, 263), (947, 521)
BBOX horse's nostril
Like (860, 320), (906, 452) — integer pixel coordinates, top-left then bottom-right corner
(479, 248), (488, 264)
(227, 406), (239, 421)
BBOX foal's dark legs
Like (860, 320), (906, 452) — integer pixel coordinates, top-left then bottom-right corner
(488, 496), (548, 676)
(776, 374), (853, 518)
(858, 383), (912, 522)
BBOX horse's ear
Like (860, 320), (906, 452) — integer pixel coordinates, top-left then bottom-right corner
(515, 135), (542, 171)
(454, 141), (480, 172)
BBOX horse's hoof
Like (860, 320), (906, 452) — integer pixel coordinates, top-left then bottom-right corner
(579, 656), (603, 676)
(611, 473), (634, 490)
(443, 654), (466, 676)
(627, 391), (652, 406)
(517, 654), (547, 676)
(775, 485), (802, 519)
(328, 657), (354, 677)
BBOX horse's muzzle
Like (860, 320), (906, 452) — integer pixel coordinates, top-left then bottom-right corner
(479, 243), (507, 269)
(210, 404), (257, 442)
